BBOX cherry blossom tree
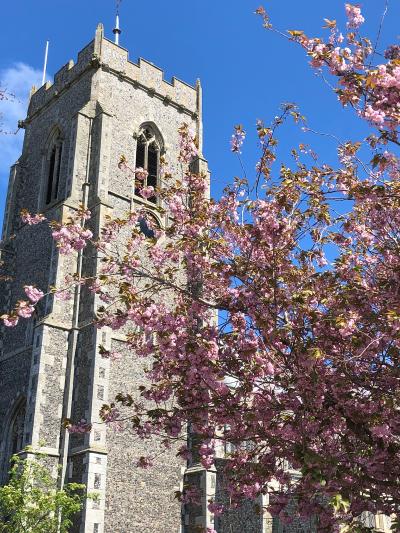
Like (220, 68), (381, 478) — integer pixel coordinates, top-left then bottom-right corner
(2, 3), (400, 531)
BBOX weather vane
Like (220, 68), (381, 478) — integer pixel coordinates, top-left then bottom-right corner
(113, 0), (122, 45)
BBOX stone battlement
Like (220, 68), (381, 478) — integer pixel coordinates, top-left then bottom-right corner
(27, 24), (198, 119)
(27, 40), (96, 118)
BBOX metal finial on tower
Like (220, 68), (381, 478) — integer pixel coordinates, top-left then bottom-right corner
(41, 40), (49, 86)
(113, 0), (122, 45)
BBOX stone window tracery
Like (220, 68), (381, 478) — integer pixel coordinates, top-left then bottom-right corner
(137, 212), (161, 239)
(10, 401), (26, 456)
(135, 126), (162, 204)
(45, 130), (63, 205)
(1, 399), (26, 482)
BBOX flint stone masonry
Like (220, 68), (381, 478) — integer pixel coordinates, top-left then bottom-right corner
(0, 22), (198, 533)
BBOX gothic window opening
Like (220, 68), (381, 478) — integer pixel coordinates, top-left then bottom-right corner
(138, 212), (161, 239)
(134, 127), (162, 204)
(10, 402), (26, 456)
(45, 132), (63, 205)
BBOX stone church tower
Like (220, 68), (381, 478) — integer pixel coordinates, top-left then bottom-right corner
(0, 23), (211, 533)
(3, 20), (389, 533)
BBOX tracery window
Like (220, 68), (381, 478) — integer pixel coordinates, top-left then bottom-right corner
(135, 126), (162, 204)
(0, 400), (26, 483)
(137, 212), (161, 239)
(5, 398), (26, 462)
(10, 402), (26, 455)
(45, 130), (63, 205)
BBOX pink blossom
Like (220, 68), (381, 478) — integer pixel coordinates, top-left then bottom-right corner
(177, 445), (192, 461)
(100, 406), (123, 431)
(345, 3), (365, 29)
(364, 105), (386, 125)
(241, 482), (261, 499)
(52, 224), (93, 254)
(371, 424), (391, 439)
(178, 123), (198, 163)
(208, 502), (224, 516)
(139, 186), (155, 200)
(230, 125), (246, 153)
(1, 314), (19, 327)
(54, 289), (73, 301)
(24, 285), (44, 304)
(16, 301), (35, 319)
(265, 361), (275, 375)
(20, 210), (46, 225)
(66, 419), (92, 434)
(134, 167), (149, 181)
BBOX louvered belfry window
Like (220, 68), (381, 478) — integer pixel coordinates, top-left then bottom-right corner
(134, 127), (160, 204)
(45, 133), (63, 205)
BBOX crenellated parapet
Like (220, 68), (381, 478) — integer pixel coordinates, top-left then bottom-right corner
(99, 38), (198, 114)
(27, 40), (96, 118)
(27, 23), (199, 120)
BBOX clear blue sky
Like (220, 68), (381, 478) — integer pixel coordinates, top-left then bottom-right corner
(1, 0), (399, 226)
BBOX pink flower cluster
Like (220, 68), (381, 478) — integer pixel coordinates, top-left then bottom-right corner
(345, 3), (365, 29)
(1, 286), (44, 327)
(230, 125), (246, 153)
(364, 105), (386, 125)
(52, 224), (93, 254)
(199, 442), (215, 469)
(1, 315), (19, 327)
(20, 210), (46, 225)
(16, 300), (35, 319)
(24, 285), (44, 303)
(66, 419), (92, 434)
(134, 167), (149, 181)
(178, 123), (198, 163)
(139, 185), (155, 200)
(207, 501), (224, 516)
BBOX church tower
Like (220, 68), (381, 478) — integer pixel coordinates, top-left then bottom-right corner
(0, 23), (209, 533)
(0, 19), (326, 533)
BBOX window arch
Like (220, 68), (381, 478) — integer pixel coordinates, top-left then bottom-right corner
(1, 398), (26, 482)
(9, 401), (26, 456)
(44, 128), (63, 205)
(135, 125), (163, 204)
(137, 212), (161, 239)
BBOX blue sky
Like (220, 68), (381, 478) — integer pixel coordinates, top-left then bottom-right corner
(1, 0), (399, 226)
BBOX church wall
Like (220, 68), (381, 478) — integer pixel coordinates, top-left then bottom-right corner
(0, 348), (31, 480)
(0, 24), (213, 533)
(0, 59), (94, 480)
(84, 63), (198, 532)
(103, 337), (183, 533)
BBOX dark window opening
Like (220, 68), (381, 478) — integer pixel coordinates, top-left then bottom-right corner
(10, 402), (26, 456)
(138, 214), (160, 239)
(45, 136), (63, 205)
(134, 127), (161, 204)
(54, 144), (62, 199)
(147, 143), (158, 195)
(46, 146), (57, 204)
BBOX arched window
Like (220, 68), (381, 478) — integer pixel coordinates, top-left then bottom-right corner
(45, 129), (63, 205)
(137, 212), (161, 239)
(135, 126), (162, 204)
(9, 401), (26, 456)
(0, 399), (26, 483)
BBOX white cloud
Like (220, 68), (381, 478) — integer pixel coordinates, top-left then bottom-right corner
(0, 63), (42, 223)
